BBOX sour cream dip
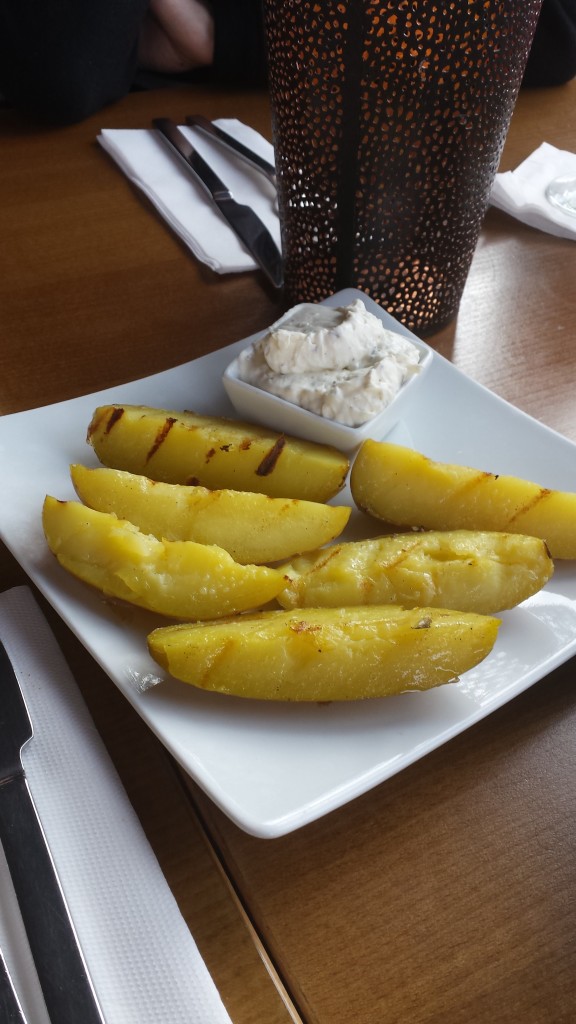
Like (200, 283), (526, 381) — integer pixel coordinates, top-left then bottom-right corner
(235, 299), (422, 427)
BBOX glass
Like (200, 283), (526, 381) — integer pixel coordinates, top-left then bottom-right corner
(262, 1), (544, 335)
(546, 176), (576, 218)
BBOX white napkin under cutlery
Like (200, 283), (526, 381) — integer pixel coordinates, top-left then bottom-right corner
(98, 118), (280, 273)
(0, 585), (233, 1024)
(490, 142), (576, 240)
(101, 122), (576, 274)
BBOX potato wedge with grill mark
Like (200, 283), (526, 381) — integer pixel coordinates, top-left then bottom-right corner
(42, 497), (285, 620)
(87, 404), (349, 502)
(147, 605), (500, 701)
(351, 440), (576, 559)
(70, 464), (350, 565)
(277, 530), (553, 614)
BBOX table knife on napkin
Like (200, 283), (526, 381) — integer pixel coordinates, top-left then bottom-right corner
(185, 113), (277, 187)
(152, 117), (283, 288)
(0, 947), (26, 1024)
(0, 641), (105, 1024)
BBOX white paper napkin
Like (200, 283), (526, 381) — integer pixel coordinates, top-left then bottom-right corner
(98, 119), (280, 273)
(490, 142), (576, 240)
(0, 585), (233, 1024)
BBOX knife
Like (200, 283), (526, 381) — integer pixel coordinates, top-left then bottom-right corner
(0, 948), (26, 1024)
(185, 114), (277, 187)
(0, 641), (106, 1024)
(152, 117), (283, 289)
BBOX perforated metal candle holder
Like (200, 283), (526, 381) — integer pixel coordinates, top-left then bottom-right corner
(263, 0), (543, 334)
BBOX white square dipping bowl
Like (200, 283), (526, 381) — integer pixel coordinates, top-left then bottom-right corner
(222, 288), (433, 453)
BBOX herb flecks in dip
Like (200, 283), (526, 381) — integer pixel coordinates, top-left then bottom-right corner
(236, 299), (421, 427)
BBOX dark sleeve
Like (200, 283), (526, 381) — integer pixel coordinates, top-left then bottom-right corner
(210, 0), (267, 87)
(0, 0), (149, 124)
(523, 0), (576, 86)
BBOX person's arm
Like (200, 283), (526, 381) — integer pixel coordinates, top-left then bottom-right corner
(523, 0), (576, 86)
(133, 0), (267, 99)
(137, 0), (214, 75)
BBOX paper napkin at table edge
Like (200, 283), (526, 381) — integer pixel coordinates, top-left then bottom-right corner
(0, 586), (233, 1024)
(490, 141), (576, 240)
(98, 118), (280, 273)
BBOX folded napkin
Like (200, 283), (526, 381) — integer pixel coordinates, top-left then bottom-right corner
(490, 142), (576, 240)
(98, 119), (280, 273)
(0, 586), (232, 1024)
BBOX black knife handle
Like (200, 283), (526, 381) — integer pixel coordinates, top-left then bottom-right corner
(152, 116), (231, 199)
(0, 775), (105, 1024)
(152, 116), (283, 288)
(185, 114), (277, 184)
(187, 149), (232, 201)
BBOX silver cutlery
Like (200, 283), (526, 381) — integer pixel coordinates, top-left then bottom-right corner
(152, 117), (283, 289)
(0, 641), (106, 1024)
(185, 113), (277, 188)
(0, 947), (26, 1024)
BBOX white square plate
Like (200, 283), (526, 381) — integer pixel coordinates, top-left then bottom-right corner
(1, 289), (576, 838)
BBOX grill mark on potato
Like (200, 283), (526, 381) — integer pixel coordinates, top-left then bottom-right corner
(380, 538), (423, 568)
(454, 471), (495, 501)
(87, 405), (124, 443)
(145, 417), (176, 464)
(308, 546), (343, 572)
(105, 406), (125, 433)
(508, 488), (552, 524)
(256, 437), (286, 477)
(201, 638), (235, 688)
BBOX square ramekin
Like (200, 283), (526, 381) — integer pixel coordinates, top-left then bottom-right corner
(222, 289), (433, 453)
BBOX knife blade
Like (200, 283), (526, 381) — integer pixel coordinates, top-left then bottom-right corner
(152, 117), (283, 289)
(0, 641), (105, 1024)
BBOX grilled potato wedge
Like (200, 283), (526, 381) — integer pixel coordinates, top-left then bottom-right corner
(87, 404), (349, 502)
(42, 496), (285, 619)
(70, 464), (350, 565)
(277, 530), (553, 614)
(351, 440), (576, 559)
(147, 605), (500, 701)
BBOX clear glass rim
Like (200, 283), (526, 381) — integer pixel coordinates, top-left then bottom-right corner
(545, 175), (576, 217)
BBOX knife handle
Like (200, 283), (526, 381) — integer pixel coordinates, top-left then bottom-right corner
(187, 149), (233, 202)
(185, 114), (277, 185)
(152, 116), (232, 201)
(0, 775), (105, 1024)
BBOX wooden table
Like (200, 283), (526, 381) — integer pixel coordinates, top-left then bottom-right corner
(1, 79), (575, 1024)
